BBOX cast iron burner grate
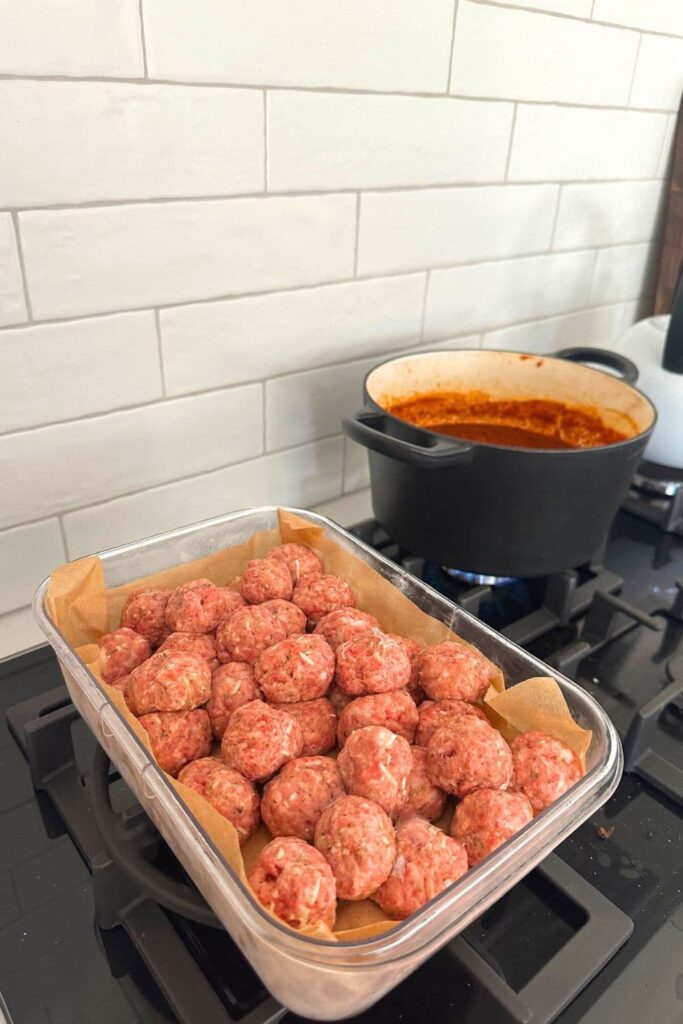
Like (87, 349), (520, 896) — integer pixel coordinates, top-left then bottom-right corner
(6, 684), (632, 1024)
(622, 460), (683, 536)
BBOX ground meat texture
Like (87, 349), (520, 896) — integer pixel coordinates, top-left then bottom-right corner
(335, 632), (411, 696)
(120, 588), (171, 647)
(266, 543), (324, 586)
(259, 599), (307, 637)
(314, 795), (396, 900)
(165, 580), (244, 634)
(427, 717), (513, 798)
(450, 788), (534, 866)
(98, 627), (151, 683)
(402, 746), (447, 822)
(313, 609), (381, 652)
(261, 756), (344, 841)
(178, 757), (260, 842)
(415, 699), (488, 748)
(249, 837), (336, 931)
(221, 700), (303, 781)
(510, 731), (583, 812)
(327, 682), (354, 716)
(157, 631), (219, 671)
(337, 691), (418, 747)
(255, 634), (335, 703)
(418, 641), (493, 703)
(292, 575), (355, 625)
(373, 816), (467, 920)
(271, 698), (337, 757)
(387, 635), (426, 704)
(337, 726), (412, 818)
(216, 605), (288, 665)
(241, 558), (293, 604)
(206, 662), (260, 739)
(139, 709), (211, 776)
(128, 651), (211, 715)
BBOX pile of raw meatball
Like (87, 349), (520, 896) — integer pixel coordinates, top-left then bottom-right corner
(98, 542), (583, 932)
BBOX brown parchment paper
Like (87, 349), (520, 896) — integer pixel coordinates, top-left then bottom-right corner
(46, 508), (591, 942)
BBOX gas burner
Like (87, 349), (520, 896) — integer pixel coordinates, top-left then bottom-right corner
(441, 567), (517, 587)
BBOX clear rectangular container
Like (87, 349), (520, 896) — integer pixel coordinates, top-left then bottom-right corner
(33, 507), (622, 1020)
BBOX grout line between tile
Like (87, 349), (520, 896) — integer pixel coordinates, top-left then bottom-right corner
(446, 0), (460, 93)
(154, 309), (166, 397)
(503, 103), (518, 181)
(626, 33), (643, 107)
(137, 0), (149, 78)
(418, 272), (431, 343)
(263, 90), (268, 191)
(57, 515), (71, 561)
(547, 184), (564, 251)
(353, 194), (361, 276)
(261, 381), (267, 451)
(10, 212), (33, 322)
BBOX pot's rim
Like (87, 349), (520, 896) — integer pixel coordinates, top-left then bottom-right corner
(362, 347), (657, 455)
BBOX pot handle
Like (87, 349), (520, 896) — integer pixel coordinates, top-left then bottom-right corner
(552, 346), (639, 385)
(342, 408), (473, 469)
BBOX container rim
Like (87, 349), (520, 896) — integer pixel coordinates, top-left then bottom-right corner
(33, 505), (623, 968)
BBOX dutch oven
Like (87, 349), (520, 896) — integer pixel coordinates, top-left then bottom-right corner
(342, 348), (656, 578)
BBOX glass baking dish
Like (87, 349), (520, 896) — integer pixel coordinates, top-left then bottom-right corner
(33, 507), (622, 1020)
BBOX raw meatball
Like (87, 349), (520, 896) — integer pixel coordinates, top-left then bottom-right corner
(249, 837), (336, 931)
(510, 731), (583, 812)
(165, 579), (244, 634)
(415, 699), (488, 748)
(267, 543), (324, 586)
(255, 634), (335, 703)
(259, 599), (307, 637)
(314, 795), (396, 900)
(261, 756), (344, 841)
(120, 588), (171, 647)
(157, 631), (219, 671)
(206, 662), (261, 739)
(221, 700), (303, 781)
(313, 609), (381, 652)
(427, 717), (513, 798)
(327, 682), (354, 716)
(387, 635), (426, 704)
(450, 788), (533, 866)
(292, 575), (355, 624)
(271, 698), (337, 757)
(139, 708), (211, 776)
(99, 627), (151, 683)
(373, 816), (467, 920)
(241, 558), (293, 604)
(418, 641), (493, 703)
(178, 757), (260, 842)
(402, 746), (447, 822)
(216, 605), (288, 665)
(335, 632), (411, 696)
(128, 651), (211, 715)
(337, 691), (418, 747)
(337, 726), (412, 818)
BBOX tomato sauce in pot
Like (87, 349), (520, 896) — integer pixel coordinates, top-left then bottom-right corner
(384, 392), (630, 450)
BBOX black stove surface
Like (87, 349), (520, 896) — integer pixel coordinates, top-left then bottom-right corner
(1, 510), (682, 1024)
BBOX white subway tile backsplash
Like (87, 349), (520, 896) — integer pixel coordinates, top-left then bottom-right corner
(267, 92), (513, 192)
(143, 0), (454, 92)
(312, 489), (373, 528)
(494, 0), (592, 14)
(553, 181), (666, 250)
(63, 438), (343, 558)
(160, 275), (425, 396)
(450, 3), (638, 106)
(0, 217), (27, 328)
(508, 106), (668, 181)
(589, 243), (659, 305)
(0, 0), (143, 78)
(0, 386), (263, 529)
(424, 250), (596, 339)
(593, 0), (683, 37)
(266, 356), (380, 451)
(19, 195), (356, 319)
(0, 312), (161, 433)
(482, 302), (638, 354)
(630, 35), (683, 111)
(0, 606), (45, 659)
(0, 519), (65, 615)
(357, 184), (559, 276)
(0, 82), (263, 208)
(343, 438), (370, 494)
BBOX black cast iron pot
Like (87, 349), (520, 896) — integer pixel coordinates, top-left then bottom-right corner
(342, 348), (656, 578)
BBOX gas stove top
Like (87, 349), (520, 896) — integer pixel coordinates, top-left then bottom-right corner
(1, 509), (682, 1024)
